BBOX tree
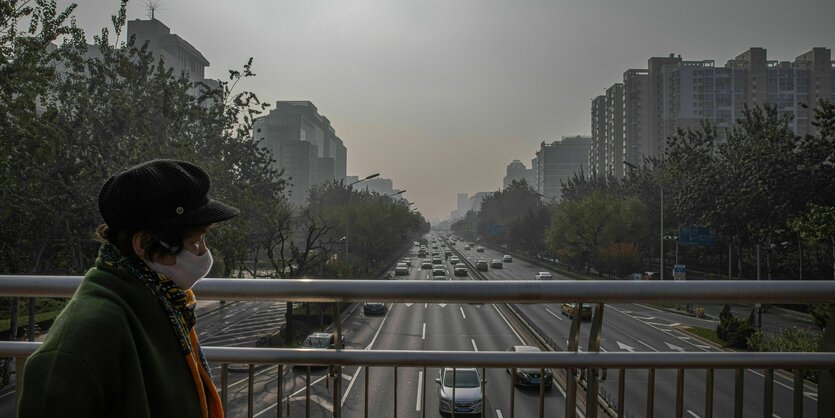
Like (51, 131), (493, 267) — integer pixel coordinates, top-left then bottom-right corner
(545, 191), (647, 276)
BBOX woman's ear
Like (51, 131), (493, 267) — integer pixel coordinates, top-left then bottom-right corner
(132, 231), (151, 259)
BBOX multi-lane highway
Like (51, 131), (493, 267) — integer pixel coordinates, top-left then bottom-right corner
(0, 233), (820, 418)
(449, 236), (819, 418)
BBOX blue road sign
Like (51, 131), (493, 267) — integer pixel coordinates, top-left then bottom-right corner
(679, 226), (716, 246)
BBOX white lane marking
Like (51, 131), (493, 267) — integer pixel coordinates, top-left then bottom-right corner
(424, 303), (428, 308)
(254, 374), (329, 417)
(617, 341), (636, 352)
(422, 323), (426, 340)
(774, 414), (783, 418)
(686, 410), (701, 418)
(638, 339), (659, 352)
(472, 339), (479, 351)
(404, 303), (413, 307)
(545, 308), (564, 320)
(342, 373), (352, 382)
(496, 410), (504, 418)
(287, 394), (333, 412)
(416, 370), (423, 411)
(665, 342), (686, 352)
(460, 307), (467, 319)
(746, 368), (817, 400)
(493, 304), (525, 344)
(635, 303), (663, 312)
(635, 316), (656, 320)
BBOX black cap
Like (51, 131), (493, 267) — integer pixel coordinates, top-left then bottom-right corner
(98, 159), (240, 231)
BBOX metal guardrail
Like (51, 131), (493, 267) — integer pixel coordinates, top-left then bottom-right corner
(1, 276), (835, 418)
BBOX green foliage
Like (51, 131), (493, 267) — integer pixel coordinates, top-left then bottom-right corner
(716, 304), (756, 349)
(545, 191), (647, 276)
(747, 327), (821, 382)
(810, 303), (835, 331)
(0, 1), (281, 276)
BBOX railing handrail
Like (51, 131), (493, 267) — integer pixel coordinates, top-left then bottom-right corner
(2, 276), (835, 303)
(1, 341), (832, 368)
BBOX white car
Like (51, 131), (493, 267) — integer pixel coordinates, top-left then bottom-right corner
(436, 367), (483, 415)
(534, 272), (553, 280)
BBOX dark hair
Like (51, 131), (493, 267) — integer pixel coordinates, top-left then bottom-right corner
(96, 223), (208, 262)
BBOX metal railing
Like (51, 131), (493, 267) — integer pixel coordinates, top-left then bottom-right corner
(1, 276), (835, 418)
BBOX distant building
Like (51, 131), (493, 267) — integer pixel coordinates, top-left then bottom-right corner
(535, 136), (592, 202)
(502, 160), (535, 189)
(589, 96), (607, 177)
(595, 47), (834, 176)
(126, 19), (219, 95)
(253, 101), (348, 204)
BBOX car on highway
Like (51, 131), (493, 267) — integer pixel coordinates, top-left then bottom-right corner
(295, 332), (344, 368)
(432, 267), (447, 280)
(476, 247), (484, 253)
(421, 260), (433, 269)
(561, 303), (593, 320)
(418, 249), (427, 257)
(463, 244), (470, 250)
(506, 345), (553, 388)
(436, 367), (483, 415)
(394, 262), (409, 276)
(490, 259), (503, 269)
(444, 250), (452, 259)
(401, 257), (411, 267)
(449, 255), (460, 264)
(363, 302), (387, 315)
(475, 260), (488, 271)
(432, 256), (443, 265)
(533, 272), (553, 280)
(502, 255), (512, 263)
(453, 263), (468, 276)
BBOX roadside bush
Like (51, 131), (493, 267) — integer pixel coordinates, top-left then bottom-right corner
(716, 304), (756, 349)
(747, 328), (821, 382)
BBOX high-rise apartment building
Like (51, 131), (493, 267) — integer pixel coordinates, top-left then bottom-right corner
(594, 47), (834, 177)
(605, 83), (624, 178)
(590, 96), (607, 177)
(535, 136), (592, 201)
(253, 101), (348, 204)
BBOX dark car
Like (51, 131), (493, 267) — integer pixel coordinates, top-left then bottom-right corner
(363, 302), (387, 315)
(490, 259), (503, 269)
(295, 332), (344, 368)
(506, 346), (553, 387)
(476, 260), (488, 271)
(453, 263), (468, 276)
(476, 247), (485, 253)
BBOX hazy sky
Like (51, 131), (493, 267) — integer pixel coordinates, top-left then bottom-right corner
(57, 0), (834, 221)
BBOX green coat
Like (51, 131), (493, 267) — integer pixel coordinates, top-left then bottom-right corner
(17, 258), (206, 418)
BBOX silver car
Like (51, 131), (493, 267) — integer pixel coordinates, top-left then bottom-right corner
(436, 367), (483, 415)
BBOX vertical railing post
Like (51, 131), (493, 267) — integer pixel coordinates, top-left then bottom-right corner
(646, 368), (655, 418)
(734, 369), (744, 418)
(705, 368), (714, 418)
(277, 365), (283, 418)
(510, 367), (516, 418)
(586, 303), (605, 418)
(248, 364), (255, 418)
(333, 302), (343, 418)
(819, 314), (835, 418)
(793, 369), (803, 418)
(566, 302), (583, 418)
(364, 366), (369, 418)
(763, 369), (773, 418)
(618, 369), (625, 418)
(220, 363), (229, 417)
(675, 368), (684, 418)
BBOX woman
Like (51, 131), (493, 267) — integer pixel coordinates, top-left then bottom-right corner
(18, 159), (238, 418)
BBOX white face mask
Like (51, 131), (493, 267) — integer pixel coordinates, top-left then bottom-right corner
(148, 248), (213, 290)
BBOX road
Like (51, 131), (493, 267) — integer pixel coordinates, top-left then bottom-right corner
(0, 233), (821, 418)
(452, 238), (818, 418)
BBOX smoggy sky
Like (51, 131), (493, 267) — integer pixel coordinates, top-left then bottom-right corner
(57, 0), (834, 221)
